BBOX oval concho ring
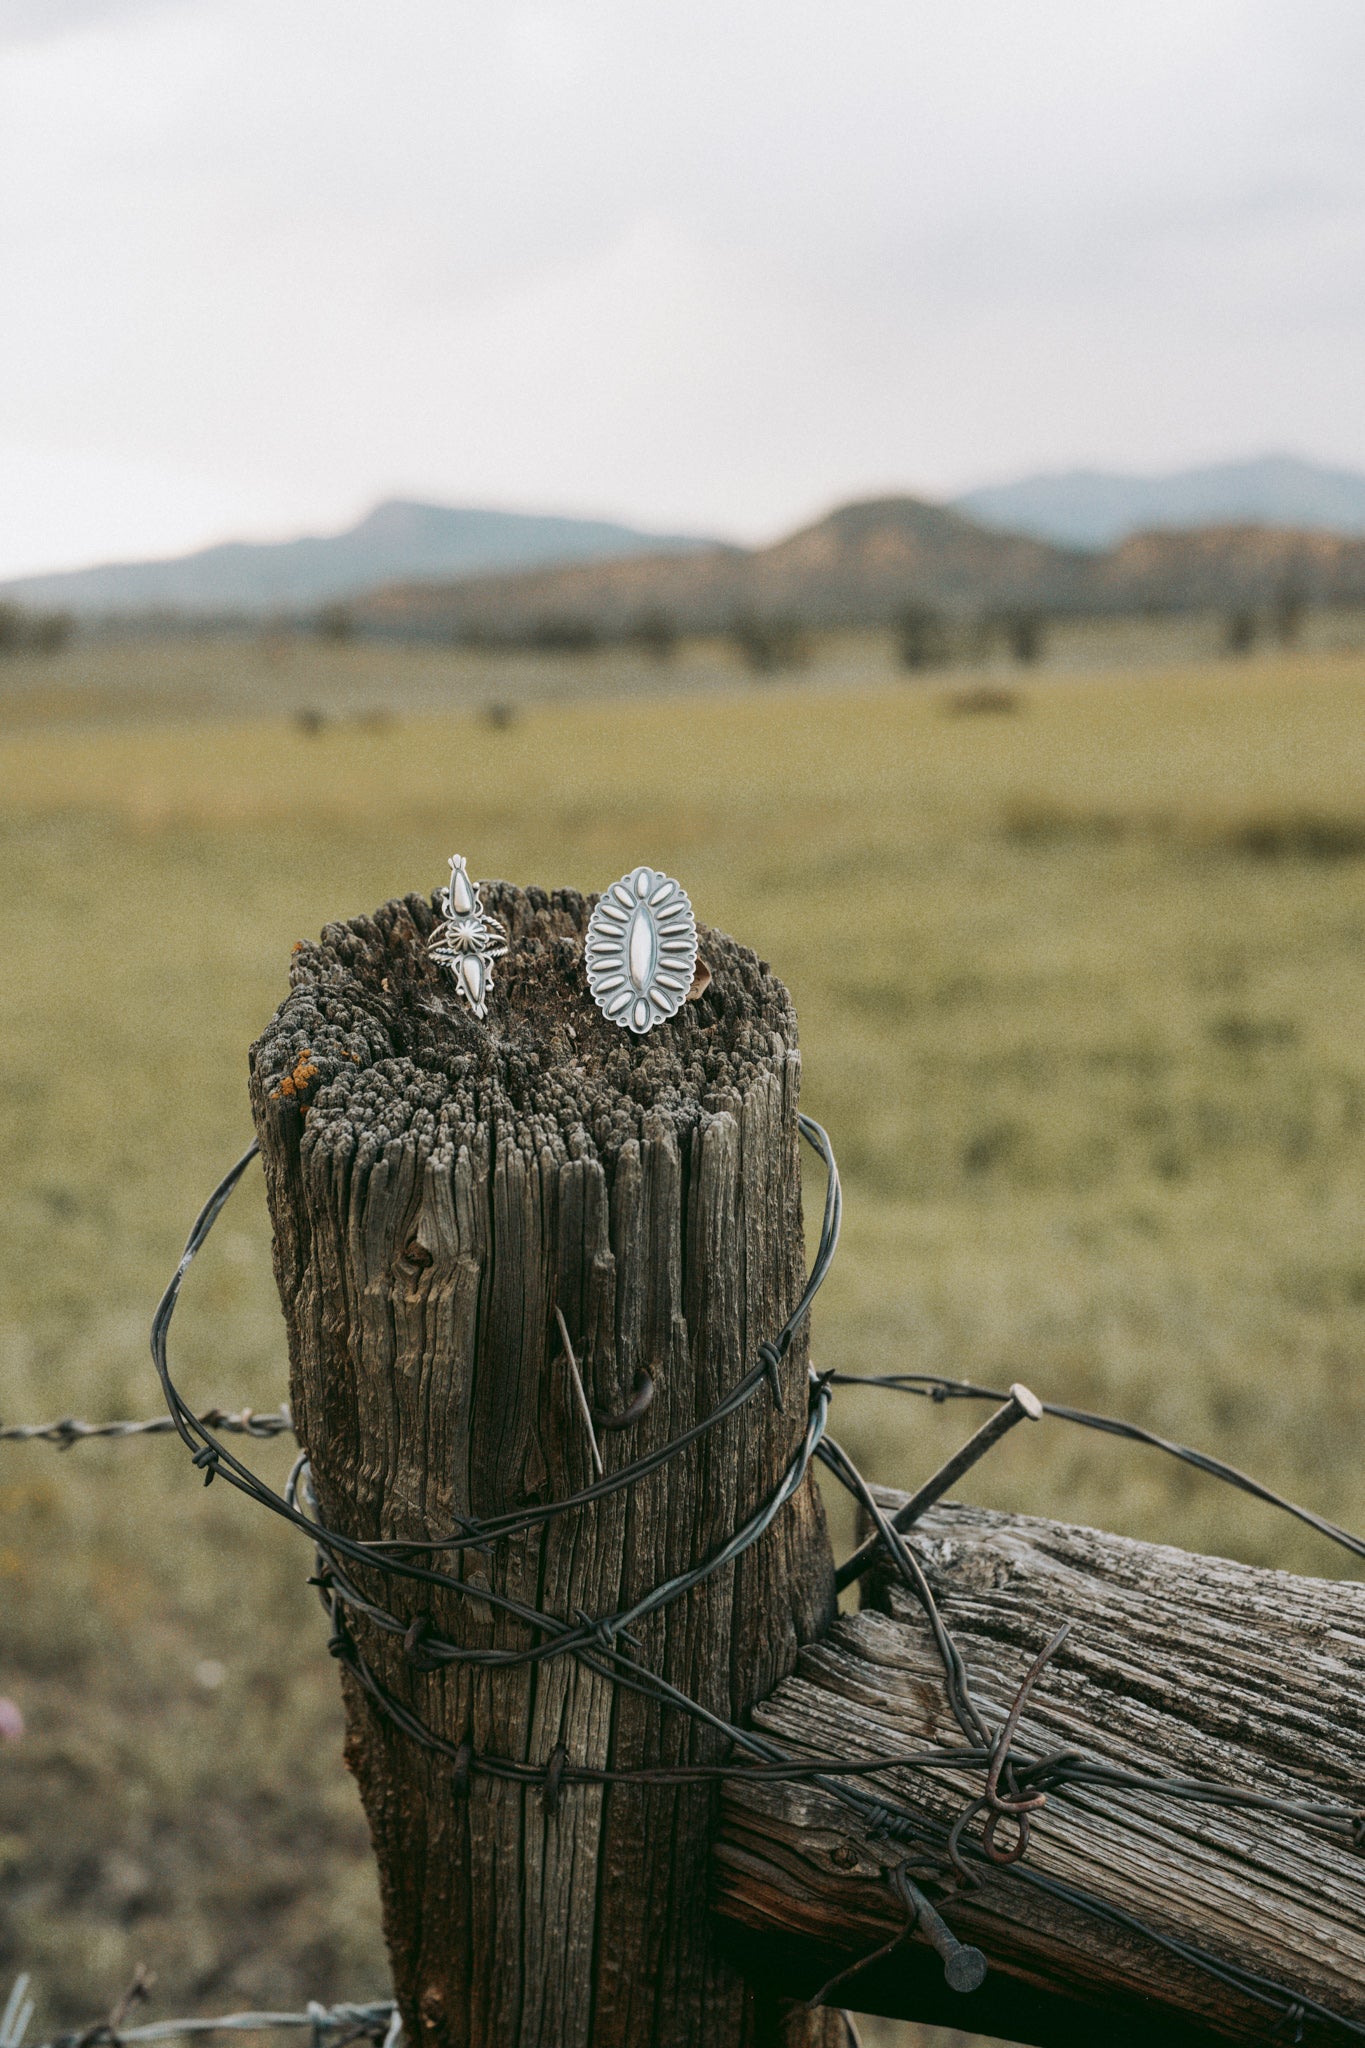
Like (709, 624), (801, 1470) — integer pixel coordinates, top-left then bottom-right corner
(586, 866), (698, 1034)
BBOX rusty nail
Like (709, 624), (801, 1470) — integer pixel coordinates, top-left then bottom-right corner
(836, 1384), (1044, 1592)
(893, 1868), (987, 1994)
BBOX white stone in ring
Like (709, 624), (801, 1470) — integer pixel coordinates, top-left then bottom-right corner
(427, 854), (508, 1021)
(586, 866), (698, 1035)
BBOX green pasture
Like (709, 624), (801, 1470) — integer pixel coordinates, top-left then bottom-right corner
(2, 644), (1365, 2045)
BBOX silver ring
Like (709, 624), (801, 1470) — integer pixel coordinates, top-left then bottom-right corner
(586, 866), (698, 1034)
(428, 855), (507, 1019)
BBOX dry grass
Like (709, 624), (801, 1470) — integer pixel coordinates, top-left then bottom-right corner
(2, 640), (1365, 2046)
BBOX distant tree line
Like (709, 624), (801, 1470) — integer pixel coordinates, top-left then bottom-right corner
(893, 569), (1317, 675)
(314, 605), (684, 661)
(302, 564), (1327, 674)
(0, 602), (74, 656)
(1221, 577), (1311, 656)
(894, 603), (1048, 672)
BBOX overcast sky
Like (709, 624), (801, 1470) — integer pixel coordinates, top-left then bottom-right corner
(1, 0), (1363, 577)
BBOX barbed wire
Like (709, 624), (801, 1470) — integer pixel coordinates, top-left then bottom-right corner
(828, 1368), (1365, 1564)
(2, 1976), (35, 2048)
(4, 1974), (869, 2048)
(2, 1977), (399, 2048)
(0, 1408), (293, 1448)
(6, 1124), (1365, 2038)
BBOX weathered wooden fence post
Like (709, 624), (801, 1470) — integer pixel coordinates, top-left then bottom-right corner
(248, 882), (843, 2048)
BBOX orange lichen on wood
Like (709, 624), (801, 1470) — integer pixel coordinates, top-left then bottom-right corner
(272, 1049), (319, 1102)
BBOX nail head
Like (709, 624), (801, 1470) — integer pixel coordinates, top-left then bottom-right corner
(944, 1945), (988, 1994)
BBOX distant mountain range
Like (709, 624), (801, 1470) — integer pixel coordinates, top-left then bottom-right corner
(359, 496), (1365, 640)
(0, 501), (713, 618)
(954, 456), (1365, 550)
(361, 497), (1085, 637)
(4, 454), (1365, 627)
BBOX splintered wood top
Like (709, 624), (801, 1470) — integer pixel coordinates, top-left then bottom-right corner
(249, 881), (799, 1168)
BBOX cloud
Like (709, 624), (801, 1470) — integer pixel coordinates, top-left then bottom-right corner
(0, 0), (1363, 573)
(0, 0), (184, 44)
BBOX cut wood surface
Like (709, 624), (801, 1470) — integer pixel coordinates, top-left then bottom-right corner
(248, 884), (842, 2048)
(716, 1494), (1365, 2045)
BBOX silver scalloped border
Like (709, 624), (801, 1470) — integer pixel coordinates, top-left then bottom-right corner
(585, 866), (698, 1034)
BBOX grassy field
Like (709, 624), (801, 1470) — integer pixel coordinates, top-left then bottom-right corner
(2, 601), (1364, 733)
(2, 638), (1365, 2047)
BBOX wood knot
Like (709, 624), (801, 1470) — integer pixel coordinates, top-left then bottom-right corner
(829, 1842), (859, 1869)
(419, 1988), (444, 2029)
(404, 1238), (433, 1268)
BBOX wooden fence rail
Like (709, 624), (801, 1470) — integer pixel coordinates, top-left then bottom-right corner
(718, 1494), (1365, 2044)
